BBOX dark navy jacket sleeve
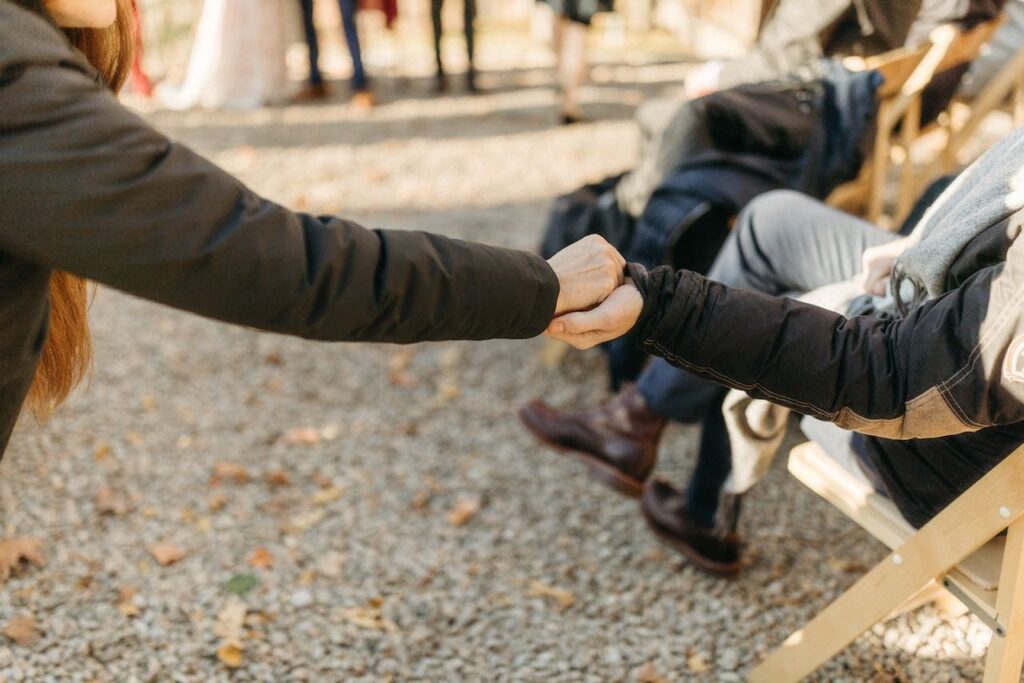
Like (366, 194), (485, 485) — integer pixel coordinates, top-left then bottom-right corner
(0, 46), (558, 344)
(629, 233), (1024, 439)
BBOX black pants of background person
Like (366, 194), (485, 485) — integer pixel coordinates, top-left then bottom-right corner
(642, 190), (898, 527)
(431, 0), (477, 92)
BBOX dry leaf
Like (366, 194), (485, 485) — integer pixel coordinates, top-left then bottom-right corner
(116, 585), (140, 617)
(93, 442), (112, 462)
(263, 350), (283, 366)
(216, 642), (244, 669)
(827, 556), (867, 573)
(436, 378), (460, 402)
(411, 490), (431, 510)
(316, 551), (345, 579)
(214, 598), (247, 644)
(96, 487), (132, 516)
(387, 349), (417, 388)
(0, 537), (45, 583)
(298, 568), (317, 585)
(248, 547), (274, 569)
(312, 472), (334, 489)
(148, 541), (186, 566)
(290, 509), (326, 531)
(208, 494), (227, 512)
(264, 470), (291, 487)
(284, 427), (321, 446)
(312, 486), (344, 506)
(140, 394), (157, 412)
(526, 581), (575, 609)
(339, 606), (397, 632)
(687, 652), (710, 674)
(210, 462), (250, 486)
(2, 616), (38, 646)
(634, 662), (669, 683)
(124, 431), (145, 446)
(447, 498), (481, 527)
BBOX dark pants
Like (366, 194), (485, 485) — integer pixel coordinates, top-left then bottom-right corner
(637, 190), (897, 526)
(298, 0), (367, 90)
(431, 0), (476, 76)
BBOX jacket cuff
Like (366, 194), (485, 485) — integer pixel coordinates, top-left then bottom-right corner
(522, 252), (561, 337)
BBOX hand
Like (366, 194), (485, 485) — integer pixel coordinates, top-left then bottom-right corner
(860, 236), (912, 296)
(547, 235), (626, 317)
(545, 281), (643, 350)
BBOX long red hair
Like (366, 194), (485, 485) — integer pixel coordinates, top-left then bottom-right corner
(20, 0), (135, 418)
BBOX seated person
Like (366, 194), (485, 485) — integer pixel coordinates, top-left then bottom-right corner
(527, 125), (1024, 575)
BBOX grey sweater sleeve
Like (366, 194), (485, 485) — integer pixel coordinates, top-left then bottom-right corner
(0, 60), (559, 344)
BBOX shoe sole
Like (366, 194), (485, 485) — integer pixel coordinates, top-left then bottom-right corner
(518, 409), (644, 499)
(640, 503), (741, 578)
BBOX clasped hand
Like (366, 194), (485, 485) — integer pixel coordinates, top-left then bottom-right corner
(545, 235), (644, 350)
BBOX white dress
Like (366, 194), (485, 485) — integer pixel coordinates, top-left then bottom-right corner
(158, 0), (294, 111)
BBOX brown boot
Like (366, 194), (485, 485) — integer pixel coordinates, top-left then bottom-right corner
(641, 479), (742, 577)
(518, 387), (666, 498)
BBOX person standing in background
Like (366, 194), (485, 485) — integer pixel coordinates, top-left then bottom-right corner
(296, 0), (375, 108)
(431, 0), (477, 94)
(537, 0), (612, 124)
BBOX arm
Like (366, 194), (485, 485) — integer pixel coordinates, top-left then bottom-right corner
(628, 236), (1024, 438)
(547, 234), (1024, 439)
(0, 59), (620, 344)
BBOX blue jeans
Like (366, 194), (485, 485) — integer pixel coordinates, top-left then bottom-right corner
(637, 191), (897, 526)
(298, 0), (368, 91)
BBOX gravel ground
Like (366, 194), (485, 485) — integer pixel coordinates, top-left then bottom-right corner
(0, 56), (997, 682)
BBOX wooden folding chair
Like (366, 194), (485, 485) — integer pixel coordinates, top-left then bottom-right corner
(749, 442), (1024, 683)
(827, 17), (1003, 226)
(940, 42), (1024, 172)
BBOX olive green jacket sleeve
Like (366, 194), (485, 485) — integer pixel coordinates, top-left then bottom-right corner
(0, 3), (559, 344)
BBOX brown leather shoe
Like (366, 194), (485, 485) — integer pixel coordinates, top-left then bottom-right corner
(641, 479), (742, 577)
(518, 387), (666, 498)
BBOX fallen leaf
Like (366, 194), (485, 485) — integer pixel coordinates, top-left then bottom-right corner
(687, 652), (710, 674)
(96, 487), (132, 516)
(634, 662), (669, 683)
(0, 538), (45, 583)
(312, 472), (334, 489)
(447, 498), (481, 527)
(248, 548), (274, 569)
(290, 509), (326, 531)
(147, 541), (185, 566)
(526, 581), (575, 609)
(2, 616), (38, 646)
(263, 350), (283, 366)
(116, 585), (140, 617)
(214, 598), (247, 643)
(827, 556), (868, 573)
(435, 378), (460, 402)
(208, 494), (227, 512)
(298, 568), (317, 585)
(226, 573), (260, 596)
(216, 642), (244, 669)
(210, 462), (250, 486)
(284, 427), (321, 446)
(312, 486), (344, 506)
(411, 490), (431, 510)
(124, 431), (145, 446)
(316, 551), (344, 579)
(93, 442), (112, 462)
(264, 470), (291, 487)
(140, 394), (156, 412)
(339, 606), (397, 632)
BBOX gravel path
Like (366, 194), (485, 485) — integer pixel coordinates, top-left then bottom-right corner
(0, 58), (995, 682)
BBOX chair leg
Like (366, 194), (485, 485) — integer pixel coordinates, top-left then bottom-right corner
(751, 449), (1024, 683)
(983, 518), (1024, 683)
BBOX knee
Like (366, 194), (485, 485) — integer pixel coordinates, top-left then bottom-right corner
(735, 190), (813, 245)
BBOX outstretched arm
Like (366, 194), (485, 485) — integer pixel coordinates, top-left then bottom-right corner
(0, 49), (623, 343)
